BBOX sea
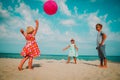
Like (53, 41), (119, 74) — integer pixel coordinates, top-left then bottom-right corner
(0, 53), (120, 63)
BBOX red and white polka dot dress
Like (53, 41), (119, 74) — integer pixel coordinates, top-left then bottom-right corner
(21, 34), (40, 57)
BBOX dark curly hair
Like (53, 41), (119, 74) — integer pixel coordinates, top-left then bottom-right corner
(96, 23), (103, 28)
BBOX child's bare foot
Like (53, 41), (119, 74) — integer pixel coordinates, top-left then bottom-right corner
(66, 62), (69, 64)
(103, 66), (107, 68)
(28, 66), (33, 70)
(18, 67), (23, 71)
(74, 62), (77, 64)
(28, 68), (33, 70)
(98, 65), (104, 68)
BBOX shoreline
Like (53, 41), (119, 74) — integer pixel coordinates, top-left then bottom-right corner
(0, 57), (120, 63)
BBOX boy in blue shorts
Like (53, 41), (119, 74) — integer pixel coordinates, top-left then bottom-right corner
(96, 23), (107, 68)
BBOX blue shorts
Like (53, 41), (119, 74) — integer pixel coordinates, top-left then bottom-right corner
(97, 45), (106, 59)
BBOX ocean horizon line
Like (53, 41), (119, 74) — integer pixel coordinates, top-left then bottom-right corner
(0, 52), (120, 57)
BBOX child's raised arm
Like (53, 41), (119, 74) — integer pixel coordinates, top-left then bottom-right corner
(20, 29), (26, 37)
(33, 20), (39, 36)
(63, 45), (70, 51)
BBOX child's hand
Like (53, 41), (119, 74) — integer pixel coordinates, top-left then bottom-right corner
(62, 49), (65, 51)
(20, 29), (24, 33)
(35, 20), (39, 25)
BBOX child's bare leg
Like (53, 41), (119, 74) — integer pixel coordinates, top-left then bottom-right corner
(67, 57), (70, 64)
(103, 58), (107, 68)
(18, 56), (29, 71)
(28, 57), (33, 69)
(73, 57), (77, 64)
(99, 58), (104, 68)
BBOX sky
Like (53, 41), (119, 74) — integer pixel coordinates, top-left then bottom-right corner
(0, 0), (120, 56)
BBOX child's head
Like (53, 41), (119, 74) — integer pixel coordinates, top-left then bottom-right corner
(96, 23), (102, 32)
(70, 38), (75, 44)
(26, 26), (34, 34)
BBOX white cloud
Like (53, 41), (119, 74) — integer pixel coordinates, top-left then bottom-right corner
(0, 7), (10, 18)
(15, 3), (34, 25)
(74, 6), (78, 16)
(0, 26), (7, 34)
(78, 14), (87, 19)
(109, 32), (120, 41)
(87, 12), (101, 28)
(56, 0), (71, 16)
(100, 14), (108, 21)
(60, 19), (76, 27)
(38, 22), (54, 35)
(0, 25), (22, 40)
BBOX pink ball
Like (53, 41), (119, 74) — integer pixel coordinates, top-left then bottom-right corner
(43, 0), (58, 15)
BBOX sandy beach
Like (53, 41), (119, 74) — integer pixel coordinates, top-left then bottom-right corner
(0, 58), (120, 80)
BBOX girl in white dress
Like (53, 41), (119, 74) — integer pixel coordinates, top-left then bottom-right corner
(63, 39), (78, 64)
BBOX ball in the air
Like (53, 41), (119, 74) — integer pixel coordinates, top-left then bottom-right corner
(43, 0), (58, 15)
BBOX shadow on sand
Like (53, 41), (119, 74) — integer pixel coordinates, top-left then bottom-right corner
(83, 62), (98, 67)
(26, 64), (42, 69)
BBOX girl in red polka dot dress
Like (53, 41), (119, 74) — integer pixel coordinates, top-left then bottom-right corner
(18, 20), (40, 71)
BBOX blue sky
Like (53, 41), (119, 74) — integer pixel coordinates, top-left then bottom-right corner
(0, 0), (120, 56)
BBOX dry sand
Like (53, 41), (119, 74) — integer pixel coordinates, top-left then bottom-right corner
(0, 58), (120, 80)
